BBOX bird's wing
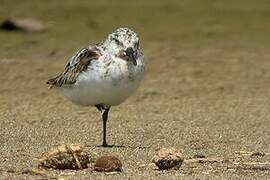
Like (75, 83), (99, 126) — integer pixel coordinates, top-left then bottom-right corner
(46, 46), (101, 88)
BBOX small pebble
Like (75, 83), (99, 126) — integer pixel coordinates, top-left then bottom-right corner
(152, 147), (184, 170)
(94, 156), (122, 172)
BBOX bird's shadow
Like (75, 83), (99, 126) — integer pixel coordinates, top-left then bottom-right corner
(85, 144), (151, 149)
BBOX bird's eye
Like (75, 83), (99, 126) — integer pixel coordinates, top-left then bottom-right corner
(113, 38), (124, 46)
(113, 38), (120, 44)
(135, 41), (139, 47)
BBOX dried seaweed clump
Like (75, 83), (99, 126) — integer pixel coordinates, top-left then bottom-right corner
(38, 144), (90, 169)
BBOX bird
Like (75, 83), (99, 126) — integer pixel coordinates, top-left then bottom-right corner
(46, 27), (145, 147)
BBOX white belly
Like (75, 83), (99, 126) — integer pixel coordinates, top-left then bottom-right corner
(63, 57), (144, 106)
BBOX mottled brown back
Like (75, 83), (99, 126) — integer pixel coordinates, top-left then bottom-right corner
(46, 47), (101, 87)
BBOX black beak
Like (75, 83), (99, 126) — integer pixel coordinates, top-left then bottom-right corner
(125, 47), (137, 66)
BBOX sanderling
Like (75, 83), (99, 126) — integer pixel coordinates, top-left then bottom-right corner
(47, 28), (145, 147)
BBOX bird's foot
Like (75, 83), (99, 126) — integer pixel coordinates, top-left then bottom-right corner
(101, 142), (115, 148)
(102, 142), (109, 147)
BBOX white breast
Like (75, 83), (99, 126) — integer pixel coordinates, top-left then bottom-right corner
(63, 54), (144, 106)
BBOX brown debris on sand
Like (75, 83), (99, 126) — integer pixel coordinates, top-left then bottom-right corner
(184, 157), (226, 164)
(94, 156), (122, 172)
(0, 18), (46, 32)
(38, 144), (90, 170)
(152, 147), (184, 170)
(235, 151), (269, 157)
(230, 162), (270, 171)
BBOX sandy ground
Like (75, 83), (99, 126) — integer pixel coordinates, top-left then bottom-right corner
(1, 0), (270, 179)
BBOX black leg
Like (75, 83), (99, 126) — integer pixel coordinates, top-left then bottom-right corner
(102, 107), (110, 147)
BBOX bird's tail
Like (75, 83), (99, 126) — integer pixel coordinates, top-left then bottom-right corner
(46, 76), (59, 89)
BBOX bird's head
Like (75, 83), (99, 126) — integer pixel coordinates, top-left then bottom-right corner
(104, 27), (140, 66)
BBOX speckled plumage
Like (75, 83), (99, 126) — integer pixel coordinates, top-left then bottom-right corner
(46, 28), (145, 146)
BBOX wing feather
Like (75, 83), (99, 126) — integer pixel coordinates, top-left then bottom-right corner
(46, 46), (101, 87)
